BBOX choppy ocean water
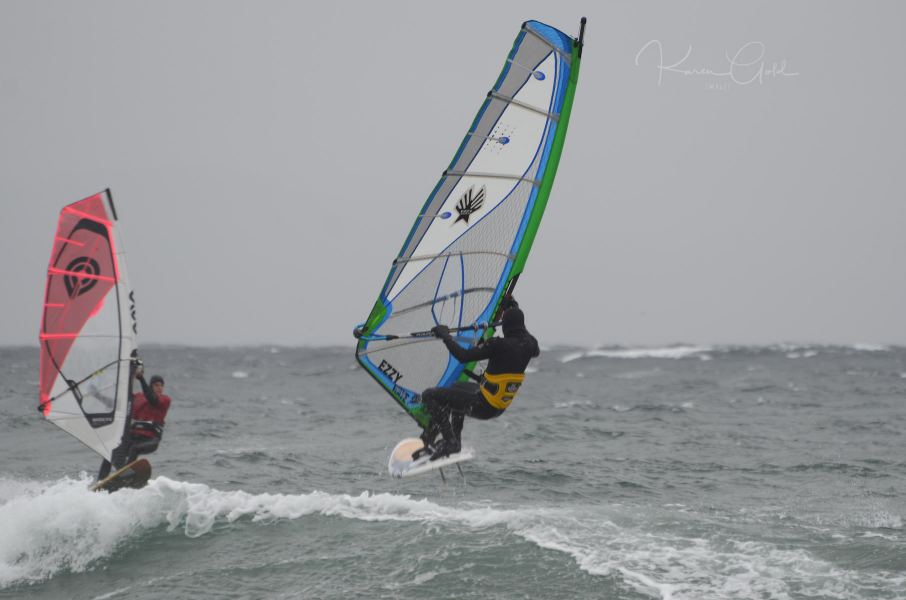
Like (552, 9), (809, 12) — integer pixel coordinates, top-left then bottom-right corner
(1, 343), (904, 600)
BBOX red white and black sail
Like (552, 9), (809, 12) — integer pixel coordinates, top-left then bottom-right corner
(39, 190), (137, 461)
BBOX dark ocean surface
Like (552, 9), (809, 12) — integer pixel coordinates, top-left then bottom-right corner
(1, 344), (904, 599)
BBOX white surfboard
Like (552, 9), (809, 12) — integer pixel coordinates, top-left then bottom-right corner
(388, 437), (475, 479)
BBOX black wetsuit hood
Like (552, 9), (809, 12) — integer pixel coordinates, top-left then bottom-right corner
(493, 307), (540, 371)
(502, 307), (528, 337)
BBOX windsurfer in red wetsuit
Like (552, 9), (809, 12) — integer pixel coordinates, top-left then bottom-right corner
(127, 367), (171, 460)
(97, 363), (171, 481)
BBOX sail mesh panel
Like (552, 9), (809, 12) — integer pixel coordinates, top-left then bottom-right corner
(369, 177), (536, 394)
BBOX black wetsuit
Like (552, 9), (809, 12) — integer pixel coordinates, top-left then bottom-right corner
(421, 308), (540, 452)
(97, 374), (165, 481)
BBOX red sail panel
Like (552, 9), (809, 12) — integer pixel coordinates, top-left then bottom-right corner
(39, 192), (118, 414)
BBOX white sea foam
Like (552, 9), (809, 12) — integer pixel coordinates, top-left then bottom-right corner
(851, 343), (888, 352)
(786, 350), (818, 359)
(559, 350), (585, 363)
(2, 477), (902, 598)
(774, 343), (815, 352)
(91, 586), (134, 600)
(0, 476), (520, 587)
(512, 516), (903, 599)
(561, 346), (712, 363)
(851, 511), (904, 530)
(770, 343), (892, 355)
(0, 476), (163, 587)
(553, 400), (595, 409)
(231, 370), (249, 379)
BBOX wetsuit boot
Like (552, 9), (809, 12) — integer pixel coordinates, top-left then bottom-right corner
(415, 423), (441, 460)
(451, 412), (464, 445)
(430, 416), (461, 461)
(97, 460), (112, 481)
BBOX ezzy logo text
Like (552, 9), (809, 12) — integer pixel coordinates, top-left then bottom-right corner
(378, 359), (403, 383)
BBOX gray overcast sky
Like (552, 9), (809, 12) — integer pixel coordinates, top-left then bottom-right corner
(2, 1), (904, 347)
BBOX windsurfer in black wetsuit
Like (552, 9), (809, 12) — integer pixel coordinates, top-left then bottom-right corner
(420, 297), (540, 460)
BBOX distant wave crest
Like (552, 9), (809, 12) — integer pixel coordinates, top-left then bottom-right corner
(558, 343), (898, 363)
(560, 346), (712, 363)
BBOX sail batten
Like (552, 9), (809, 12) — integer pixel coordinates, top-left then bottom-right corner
(355, 20), (584, 427)
(488, 91), (560, 120)
(444, 170), (541, 185)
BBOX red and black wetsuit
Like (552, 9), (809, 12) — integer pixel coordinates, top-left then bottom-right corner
(126, 375), (171, 462)
(131, 377), (170, 437)
(97, 373), (171, 480)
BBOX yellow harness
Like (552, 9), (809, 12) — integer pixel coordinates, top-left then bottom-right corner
(480, 372), (525, 410)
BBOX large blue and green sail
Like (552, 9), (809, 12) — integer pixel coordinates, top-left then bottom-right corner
(355, 19), (585, 428)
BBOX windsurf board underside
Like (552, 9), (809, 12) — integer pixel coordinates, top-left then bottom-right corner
(388, 437), (475, 478)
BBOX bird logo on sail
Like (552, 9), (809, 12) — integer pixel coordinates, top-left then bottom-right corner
(453, 186), (486, 224)
(63, 256), (101, 298)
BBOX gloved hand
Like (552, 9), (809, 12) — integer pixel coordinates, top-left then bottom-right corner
(431, 324), (451, 339)
(132, 356), (144, 379)
(500, 295), (519, 312)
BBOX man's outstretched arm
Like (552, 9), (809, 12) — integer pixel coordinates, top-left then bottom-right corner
(135, 370), (159, 406)
(432, 325), (494, 363)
